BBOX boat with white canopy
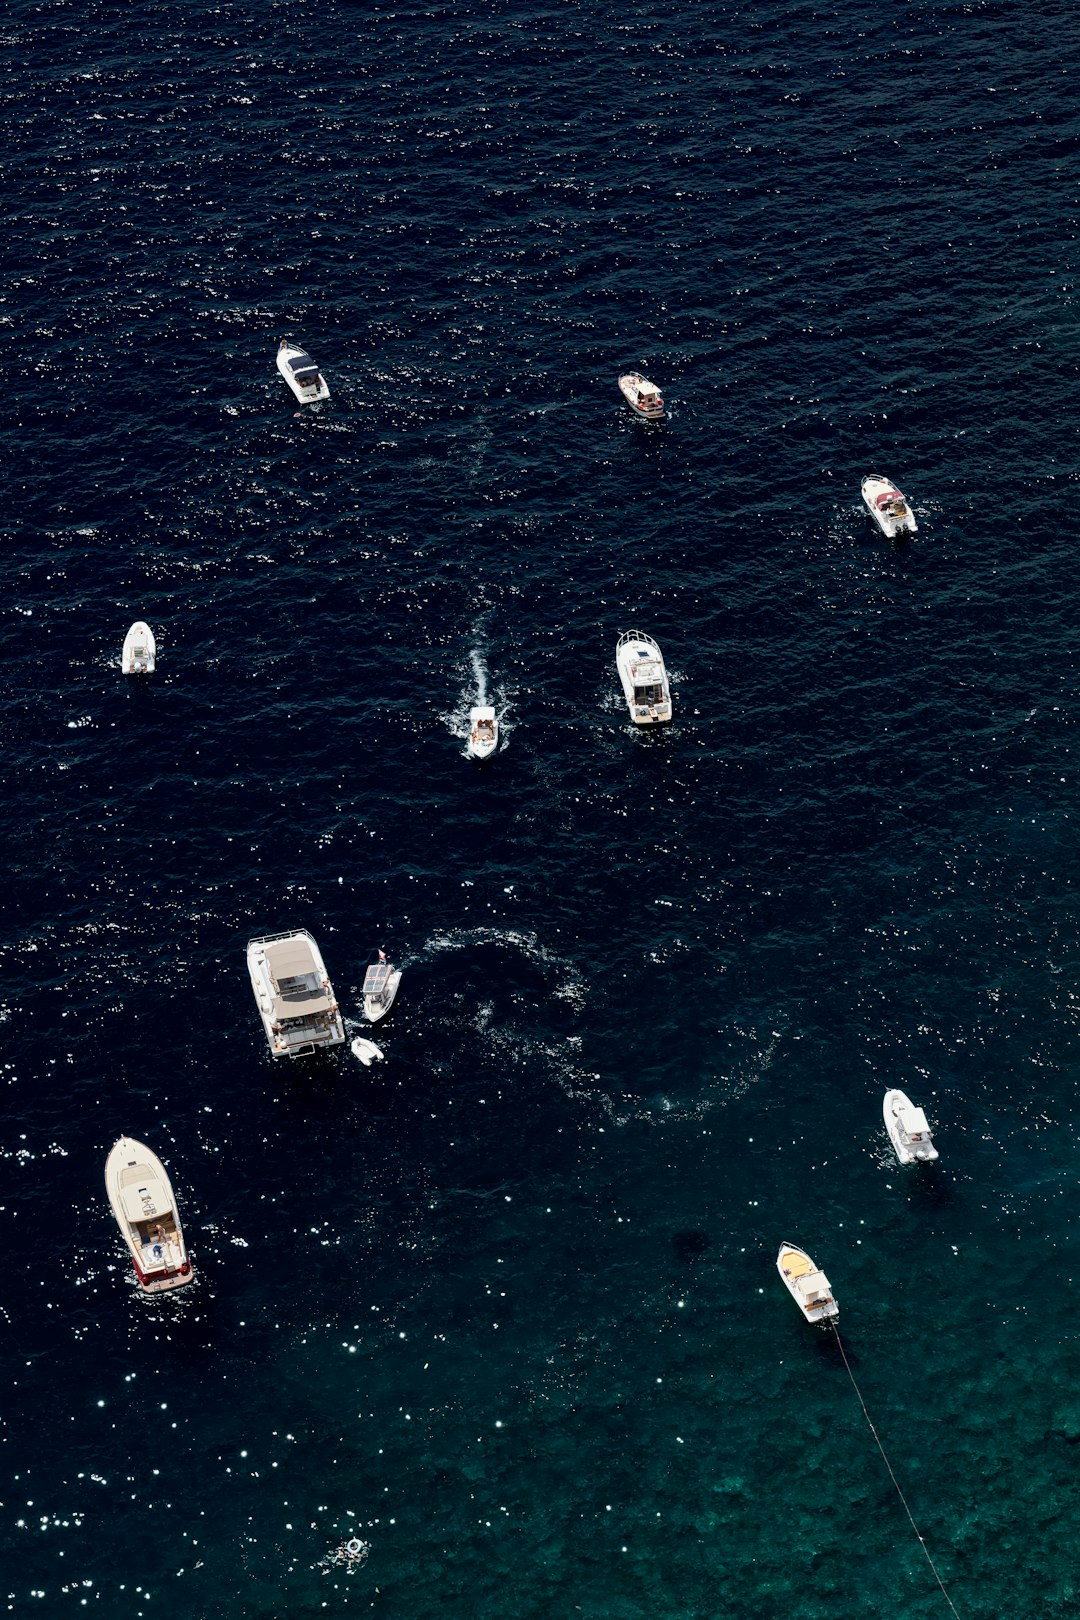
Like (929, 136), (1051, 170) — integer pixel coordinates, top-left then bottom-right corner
(618, 371), (665, 420)
(247, 928), (345, 1057)
(883, 1089), (939, 1164)
(105, 1136), (193, 1293)
(616, 631), (672, 725)
(776, 1242), (838, 1325)
(121, 621), (156, 675)
(861, 475), (917, 538)
(362, 953), (401, 1023)
(277, 339), (330, 404)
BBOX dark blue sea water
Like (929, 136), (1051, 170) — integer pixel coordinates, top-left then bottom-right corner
(4, 0), (1080, 1613)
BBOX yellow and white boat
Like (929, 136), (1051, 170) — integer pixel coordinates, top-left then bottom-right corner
(776, 1242), (838, 1324)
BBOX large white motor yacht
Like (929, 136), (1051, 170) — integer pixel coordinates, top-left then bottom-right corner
(861, 475), (917, 538)
(105, 1137), (193, 1293)
(883, 1089), (939, 1164)
(247, 929), (345, 1057)
(122, 621), (156, 675)
(467, 705), (499, 760)
(276, 339), (330, 404)
(618, 371), (665, 420)
(616, 631), (672, 725)
(776, 1243), (838, 1325)
(362, 953), (402, 1023)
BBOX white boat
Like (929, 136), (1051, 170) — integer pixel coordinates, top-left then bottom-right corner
(618, 371), (665, 420)
(362, 955), (401, 1023)
(777, 1243), (839, 1325)
(861, 475), (917, 538)
(105, 1137), (193, 1294)
(276, 339), (330, 404)
(246, 929), (345, 1058)
(616, 631), (672, 725)
(467, 705), (499, 760)
(883, 1089), (939, 1164)
(121, 621), (156, 675)
(351, 1036), (385, 1067)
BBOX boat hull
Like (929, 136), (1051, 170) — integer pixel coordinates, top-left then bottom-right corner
(618, 372), (665, 420)
(615, 631), (672, 724)
(277, 343), (330, 404)
(861, 476), (917, 538)
(776, 1242), (838, 1324)
(121, 621), (156, 675)
(467, 706), (499, 759)
(105, 1137), (193, 1294)
(883, 1089), (939, 1164)
(247, 930), (346, 1057)
(363, 968), (401, 1022)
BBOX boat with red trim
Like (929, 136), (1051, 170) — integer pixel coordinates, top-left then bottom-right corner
(105, 1137), (194, 1294)
(861, 475), (917, 538)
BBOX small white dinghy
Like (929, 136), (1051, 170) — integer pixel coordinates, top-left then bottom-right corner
(618, 371), (665, 420)
(616, 631), (672, 725)
(351, 1036), (385, 1067)
(277, 338), (330, 404)
(363, 953), (401, 1023)
(467, 705), (499, 760)
(883, 1089), (939, 1164)
(121, 621), (156, 675)
(105, 1137), (193, 1294)
(777, 1242), (838, 1325)
(861, 475), (917, 538)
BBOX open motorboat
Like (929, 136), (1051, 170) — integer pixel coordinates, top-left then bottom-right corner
(247, 929), (345, 1058)
(883, 1089), (939, 1164)
(121, 621), (156, 675)
(777, 1243), (839, 1325)
(861, 475), (917, 538)
(616, 631), (672, 725)
(277, 339), (330, 405)
(362, 953), (401, 1023)
(351, 1035), (385, 1067)
(467, 705), (499, 760)
(618, 371), (665, 420)
(105, 1137), (193, 1293)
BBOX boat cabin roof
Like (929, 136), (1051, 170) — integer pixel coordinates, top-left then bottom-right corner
(119, 1176), (172, 1225)
(898, 1104), (931, 1136)
(287, 353), (319, 374)
(263, 938), (330, 1014)
(797, 1268), (833, 1299)
(363, 962), (393, 995)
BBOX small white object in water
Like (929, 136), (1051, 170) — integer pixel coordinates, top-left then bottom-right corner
(351, 1037), (384, 1067)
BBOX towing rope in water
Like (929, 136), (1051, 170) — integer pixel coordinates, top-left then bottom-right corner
(830, 1322), (962, 1620)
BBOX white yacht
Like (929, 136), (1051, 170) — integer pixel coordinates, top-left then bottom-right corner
(616, 631), (672, 725)
(883, 1089), (939, 1164)
(467, 705), (499, 760)
(362, 954), (401, 1023)
(105, 1137), (193, 1294)
(276, 339), (330, 404)
(618, 371), (665, 420)
(121, 621), (156, 675)
(247, 929), (345, 1057)
(777, 1243), (838, 1325)
(861, 475), (917, 538)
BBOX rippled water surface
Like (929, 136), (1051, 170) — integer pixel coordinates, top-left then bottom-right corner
(4, 0), (1080, 1614)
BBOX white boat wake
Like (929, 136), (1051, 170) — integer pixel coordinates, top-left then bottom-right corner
(444, 644), (511, 756)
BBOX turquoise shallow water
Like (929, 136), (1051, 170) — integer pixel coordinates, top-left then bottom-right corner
(4, 0), (1080, 1614)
